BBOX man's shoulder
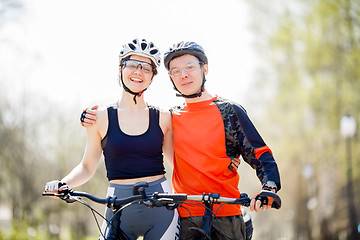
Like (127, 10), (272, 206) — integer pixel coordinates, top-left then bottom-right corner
(169, 104), (185, 115)
(214, 97), (247, 116)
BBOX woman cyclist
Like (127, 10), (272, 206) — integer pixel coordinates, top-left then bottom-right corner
(44, 39), (179, 240)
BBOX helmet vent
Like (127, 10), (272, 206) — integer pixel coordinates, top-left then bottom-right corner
(150, 49), (158, 55)
(141, 43), (147, 50)
(129, 43), (136, 50)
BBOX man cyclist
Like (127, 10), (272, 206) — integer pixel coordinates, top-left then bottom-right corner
(163, 41), (281, 239)
(82, 41), (281, 240)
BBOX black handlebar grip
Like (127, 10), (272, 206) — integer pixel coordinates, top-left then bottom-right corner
(256, 190), (282, 209)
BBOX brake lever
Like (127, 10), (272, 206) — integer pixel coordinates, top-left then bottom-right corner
(42, 190), (77, 203)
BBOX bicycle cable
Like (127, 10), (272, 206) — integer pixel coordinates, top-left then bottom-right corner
(70, 196), (108, 239)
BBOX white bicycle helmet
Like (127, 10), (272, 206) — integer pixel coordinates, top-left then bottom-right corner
(119, 38), (161, 68)
(118, 39), (160, 104)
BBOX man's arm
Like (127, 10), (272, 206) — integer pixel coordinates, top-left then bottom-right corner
(160, 110), (174, 168)
(232, 104), (281, 192)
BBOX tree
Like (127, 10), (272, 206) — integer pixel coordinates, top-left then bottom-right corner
(247, 0), (360, 239)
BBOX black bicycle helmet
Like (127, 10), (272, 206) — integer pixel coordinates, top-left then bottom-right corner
(164, 41), (208, 70)
(164, 41), (208, 98)
(119, 39), (160, 104)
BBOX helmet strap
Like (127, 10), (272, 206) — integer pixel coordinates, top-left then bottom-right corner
(170, 66), (207, 99)
(120, 74), (147, 104)
(171, 76), (206, 99)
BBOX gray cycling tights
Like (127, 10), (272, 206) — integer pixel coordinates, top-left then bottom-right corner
(99, 177), (180, 240)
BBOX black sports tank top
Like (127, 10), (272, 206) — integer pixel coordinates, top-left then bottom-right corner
(101, 106), (165, 180)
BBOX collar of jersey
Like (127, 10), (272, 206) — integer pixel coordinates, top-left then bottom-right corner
(184, 95), (218, 111)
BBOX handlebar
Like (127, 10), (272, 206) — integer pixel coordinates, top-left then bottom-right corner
(42, 188), (281, 210)
(42, 190), (159, 209)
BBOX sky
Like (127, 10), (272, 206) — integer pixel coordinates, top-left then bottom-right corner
(2, 0), (258, 111)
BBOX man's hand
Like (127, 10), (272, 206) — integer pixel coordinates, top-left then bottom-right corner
(229, 157), (241, 171)
(250, 188), (276, 212)
(80, 105), (98, 127)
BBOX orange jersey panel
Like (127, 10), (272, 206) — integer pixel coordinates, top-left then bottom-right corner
(172, 96), (242, 217)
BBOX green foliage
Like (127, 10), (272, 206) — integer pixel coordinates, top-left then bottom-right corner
(249, 0), (360, 239)
(0, 221), (48, 240)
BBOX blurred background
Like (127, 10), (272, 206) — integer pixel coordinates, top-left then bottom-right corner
(0, 0), (359, 239)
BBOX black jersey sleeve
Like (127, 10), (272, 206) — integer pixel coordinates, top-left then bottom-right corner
(231, 103), (281, 191)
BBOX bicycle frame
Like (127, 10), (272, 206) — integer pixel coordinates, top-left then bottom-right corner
(183, 191), (280, 240)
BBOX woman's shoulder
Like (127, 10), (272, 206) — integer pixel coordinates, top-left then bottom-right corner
(149, 106), (171, 130)
(158, 108), (171, 120)
(147, 105), (171, 117)
(89, 105), (110, 138)
(96, 106), (109, 119)
(92, 105), (113, 127)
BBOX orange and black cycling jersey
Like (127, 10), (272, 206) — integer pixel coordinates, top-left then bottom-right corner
(171, 96), (280, 217)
